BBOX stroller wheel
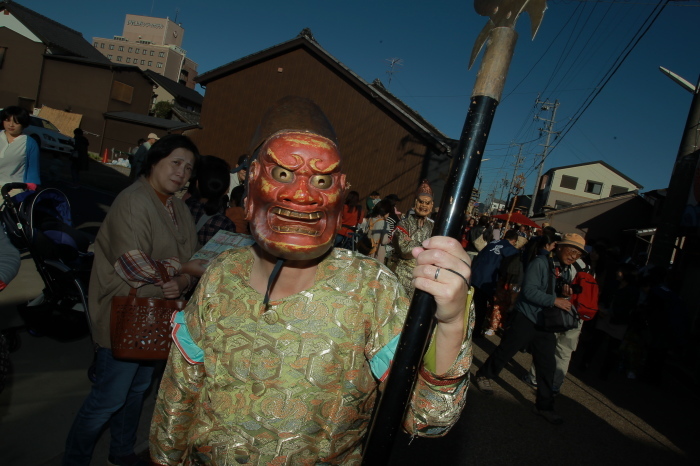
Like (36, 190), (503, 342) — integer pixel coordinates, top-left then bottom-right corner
(0, 332), (12, 394)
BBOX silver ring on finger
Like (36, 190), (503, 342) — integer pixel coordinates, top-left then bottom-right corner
(434, 267), (441, 281)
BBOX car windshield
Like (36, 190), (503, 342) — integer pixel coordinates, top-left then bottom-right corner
(30, 117), (60, 132)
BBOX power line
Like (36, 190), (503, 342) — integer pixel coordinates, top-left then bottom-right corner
(546, 0), (671, 158)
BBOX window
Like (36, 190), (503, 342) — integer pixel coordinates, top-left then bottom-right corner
(128, 47), (133, 53)
(118, 46), (124, 52)
(150, 50), (154, 56)
(109, 44), (114, 50)
(554, 200), (572, 210)
(111, 81), (134, 104)
(135, 48), (140, 53)
(585, 181), (603, 195)
(610, 185), (628, 196)
(93, 42), (98, 47)
(100, 43), (104, 49)
(140, 60), (145, 65)
(116, 56), (122, 62)
(560, 175), (578, 190)
(156, 62), (163, 68)
(143, 49), (147, 55)
(159, 52), (165, 57)
(126, 58), (131, 63)
(148, 61), (152, 66)
(107, 54), (113, 59)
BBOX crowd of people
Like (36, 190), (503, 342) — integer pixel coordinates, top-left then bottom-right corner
(462, 214), (688, 425)
(0, 97), (689, 464)
(11, 97), (470, 466)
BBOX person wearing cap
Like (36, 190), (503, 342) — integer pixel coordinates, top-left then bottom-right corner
(149, 97), (473, 465)
(392, 180), (435, 299)
(130, 132), (160, 181)
(474, 232), (587, 425)
(523, 241), (591, 394)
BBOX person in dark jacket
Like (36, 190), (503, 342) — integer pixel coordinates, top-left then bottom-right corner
(470, 229), (519, 337)
(475, 233), (586, 425)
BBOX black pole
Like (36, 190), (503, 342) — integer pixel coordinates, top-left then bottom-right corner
(362, 25), (519, 465)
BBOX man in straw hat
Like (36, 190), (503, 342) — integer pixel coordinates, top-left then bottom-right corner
(150, 97), (473, 465)
(523, 233), (592, 394)
(474, 232), (587, 425)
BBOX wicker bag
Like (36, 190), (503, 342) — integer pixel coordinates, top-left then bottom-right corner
(110, 263), (186, 360)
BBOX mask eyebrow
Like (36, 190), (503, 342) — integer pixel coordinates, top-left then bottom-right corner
(267, 147), (303, 170)
(309, 158), (339, 174)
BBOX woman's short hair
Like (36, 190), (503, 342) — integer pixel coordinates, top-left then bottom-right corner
(141, 134), (199, 177)
(0, 106), (31, 128)
(195, 155), (231, 215)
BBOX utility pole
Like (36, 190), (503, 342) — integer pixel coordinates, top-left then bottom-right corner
(505, 173), (526, 229)
(506, 143), (525, 210)
(498, 178), (509, 213)
(528, 99), (559, 217)
(649, 70), (700, 267)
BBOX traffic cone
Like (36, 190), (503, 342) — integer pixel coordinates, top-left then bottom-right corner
(101, 148), (109, 163)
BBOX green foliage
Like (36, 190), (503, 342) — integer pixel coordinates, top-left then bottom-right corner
(153, 101), (173, 119)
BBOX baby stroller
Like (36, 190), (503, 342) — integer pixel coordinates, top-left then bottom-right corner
(1, 182), (94, 341)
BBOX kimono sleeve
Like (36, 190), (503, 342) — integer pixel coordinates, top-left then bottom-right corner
(149, 259), (219, 465)
(364, 267), (474, 438)
(403, 287), (475, 437)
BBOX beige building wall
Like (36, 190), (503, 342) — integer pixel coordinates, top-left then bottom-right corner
(545, 163), (641, 208)
(122, 14), (183, 47)
(92, 14), (197, 89)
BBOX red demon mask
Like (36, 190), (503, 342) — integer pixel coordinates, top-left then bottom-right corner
(245, 131), (346, 260)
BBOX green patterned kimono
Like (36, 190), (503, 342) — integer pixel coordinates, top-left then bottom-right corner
(150, 246), (472, 465)
(393, 214), (435, 298)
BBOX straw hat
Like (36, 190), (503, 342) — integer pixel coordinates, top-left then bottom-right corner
(558, 233), (586, 253)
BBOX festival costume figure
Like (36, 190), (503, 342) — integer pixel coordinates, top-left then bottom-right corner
(393, 180), (435, 298)
(150, 97), (474, 465)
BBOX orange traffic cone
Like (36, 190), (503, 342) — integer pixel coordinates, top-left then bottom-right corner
(101, 148), (109, 163)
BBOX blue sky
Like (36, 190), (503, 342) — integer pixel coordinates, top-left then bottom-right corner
(18, 0), (700, 199)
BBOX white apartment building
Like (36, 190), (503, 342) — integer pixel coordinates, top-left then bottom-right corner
(534, 161), (643, 213)
(92, 14), (198, 89)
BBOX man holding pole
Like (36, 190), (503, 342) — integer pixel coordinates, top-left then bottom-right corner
(149, 97), (473, 465)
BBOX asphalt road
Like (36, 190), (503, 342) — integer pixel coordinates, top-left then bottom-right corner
(0, 160), (697, 465)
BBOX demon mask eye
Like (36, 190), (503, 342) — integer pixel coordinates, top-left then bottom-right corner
(310, 174), (333, 190)
(271, 166), (294, 183)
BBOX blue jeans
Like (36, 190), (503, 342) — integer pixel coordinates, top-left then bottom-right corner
(63, 348), (155, 465)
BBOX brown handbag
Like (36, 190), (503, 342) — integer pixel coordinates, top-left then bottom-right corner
(110, 262), (186, 360)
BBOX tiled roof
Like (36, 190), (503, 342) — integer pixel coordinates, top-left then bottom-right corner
(0, 0), (110, 64)
(171, 104), (201, 125)
(143, 70), (203, 107)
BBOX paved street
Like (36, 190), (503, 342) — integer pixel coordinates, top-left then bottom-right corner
(0, 162), (697, 465)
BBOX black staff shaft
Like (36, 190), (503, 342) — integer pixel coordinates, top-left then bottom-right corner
(362, 27), (518, 465)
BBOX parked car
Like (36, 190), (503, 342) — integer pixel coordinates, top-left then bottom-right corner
(23, 116), (74, 155)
